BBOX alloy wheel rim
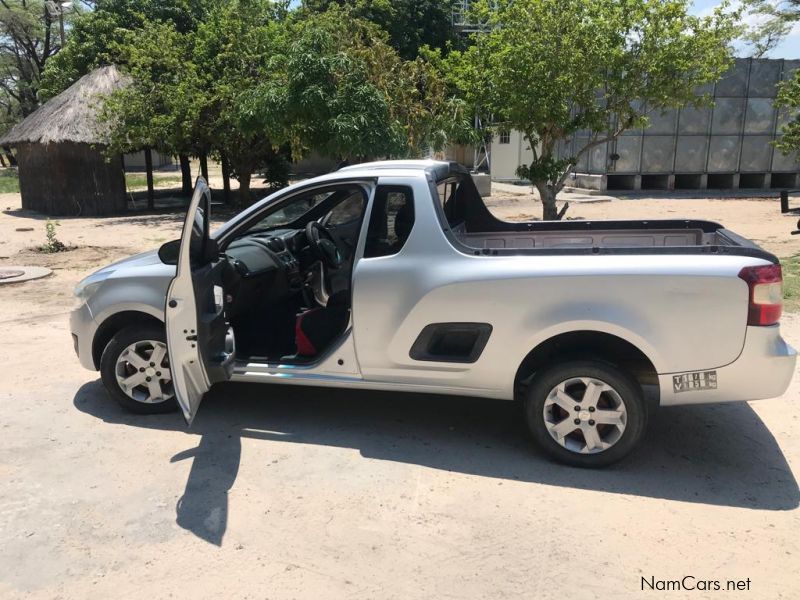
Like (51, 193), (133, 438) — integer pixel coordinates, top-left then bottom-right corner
(542, 376), (627, 454)
(114, 340), (174, 404)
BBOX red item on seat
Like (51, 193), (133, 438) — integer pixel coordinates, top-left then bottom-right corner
(295, 309), (320, 356)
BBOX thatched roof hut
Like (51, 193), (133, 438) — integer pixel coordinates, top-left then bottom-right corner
(0, 66), (130, 216)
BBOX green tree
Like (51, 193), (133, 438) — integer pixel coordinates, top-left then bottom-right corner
(43, 0), (222, 199)
(99, 23), (200, 167)
(393, 50), (478, 156)
(192, 0), (287, 204)
(102, 0), (287, 207)
(242, 12), (407, 161)
(90, 1), (472, 207)
(775, 68), (800, 156)
(0, 0), (76, 126)
(445, 0), (739, 220)
(39, 0), (213, 99)
(301, 0), (459, 59)
(240, 8), (474, 163)
(741, 0), (799, 58)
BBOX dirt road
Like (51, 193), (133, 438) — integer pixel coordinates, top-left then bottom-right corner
(1, 189), (798, 599)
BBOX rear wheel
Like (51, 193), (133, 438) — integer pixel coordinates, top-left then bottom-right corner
(523, 360), (646, 467)
(99, 324), (178, 414)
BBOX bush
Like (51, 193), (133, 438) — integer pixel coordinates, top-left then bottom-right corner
(262, 155), (291, 191)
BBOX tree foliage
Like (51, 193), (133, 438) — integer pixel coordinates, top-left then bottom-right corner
(444, 0), (739, 219)
(240, 9), (475, 162)
(0, 0), (77, 131)
(775, 67), (800, 155)
(98, 2), (470, 206)
(768, 1), (800, 156)
(100, 22), (196, 156)
(191, 0), (288, 201)
(39, 0), (214, 100)
(301, 0), (459, 60)
(242, 12), (407, 161)
(741, 0), (799, 58)
(101, 0), (287, 206)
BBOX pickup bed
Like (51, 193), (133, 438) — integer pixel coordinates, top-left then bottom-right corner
(454, 220), (765, 254)
(71, 160), (796, 467)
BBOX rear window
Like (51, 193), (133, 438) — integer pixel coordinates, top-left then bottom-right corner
(364, 186), (415, 258)
(436, 176), (473, 229)
(437, 180), (457, 213)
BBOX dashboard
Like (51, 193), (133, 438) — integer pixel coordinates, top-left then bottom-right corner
(225, 229), (304, 283)
(219, 228), (312, 319)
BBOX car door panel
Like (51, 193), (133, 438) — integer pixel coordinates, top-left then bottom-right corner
(165, 178), (235, 424)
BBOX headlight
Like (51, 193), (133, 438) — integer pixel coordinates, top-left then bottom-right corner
(73, 270), (113, 306)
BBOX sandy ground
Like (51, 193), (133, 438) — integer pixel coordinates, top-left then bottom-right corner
(1, 186), (799, 599)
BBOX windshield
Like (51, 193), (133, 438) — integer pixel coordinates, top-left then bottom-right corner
(249, 191), (334, 232)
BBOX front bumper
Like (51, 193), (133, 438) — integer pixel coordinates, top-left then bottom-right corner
(659, 324), (796, 406)
(70, 302), (98, 371)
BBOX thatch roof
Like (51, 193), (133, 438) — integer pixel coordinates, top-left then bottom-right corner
(0, 65), (130, 146)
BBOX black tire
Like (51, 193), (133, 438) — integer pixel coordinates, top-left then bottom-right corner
(99, 324), (178, 414)
(523, 360), (647, 468)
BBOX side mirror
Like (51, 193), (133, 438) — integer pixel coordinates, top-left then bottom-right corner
(158, 239), (181, 265)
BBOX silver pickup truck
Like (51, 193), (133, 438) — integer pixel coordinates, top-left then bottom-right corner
(70, 160), (796, 467)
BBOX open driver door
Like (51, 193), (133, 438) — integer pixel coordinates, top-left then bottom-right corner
(165, 178), (235, 424)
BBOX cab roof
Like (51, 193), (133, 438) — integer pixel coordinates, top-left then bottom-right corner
(337, 159), (468, 182)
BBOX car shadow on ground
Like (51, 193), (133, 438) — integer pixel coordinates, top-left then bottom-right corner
(74, 380), (799, 545)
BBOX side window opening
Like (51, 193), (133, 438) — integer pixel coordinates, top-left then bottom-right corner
(325, 191), (365, 226)
(364, 186), (415, 258)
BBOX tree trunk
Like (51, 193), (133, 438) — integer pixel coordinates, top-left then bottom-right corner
(536, 183), (559, 220)
(179, 154), (192, 195)
(144, 147), (154, 210)
(3, 146), (17, 166)
(221, 153), (231, 204)
(199, 153), (209, 181)
(0, 153), (6, 167)
(237, 169), (251, 208)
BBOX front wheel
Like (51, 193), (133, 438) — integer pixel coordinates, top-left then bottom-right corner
(99, 324), (178, 414)
(523, 360), (647, 467)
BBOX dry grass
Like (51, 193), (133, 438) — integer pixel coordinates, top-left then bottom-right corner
(125, 173), (183, 191)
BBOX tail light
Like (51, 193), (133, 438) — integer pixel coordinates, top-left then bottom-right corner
(738, 264), (783, 326)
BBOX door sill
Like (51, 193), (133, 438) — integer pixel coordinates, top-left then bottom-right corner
(239, 354), (317, 367)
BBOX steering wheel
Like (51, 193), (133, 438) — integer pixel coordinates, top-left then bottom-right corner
(305, 221), (344, 269)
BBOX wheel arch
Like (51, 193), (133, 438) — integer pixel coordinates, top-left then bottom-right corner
(91, 310), (164, 369)
(514, 330), (660, 404)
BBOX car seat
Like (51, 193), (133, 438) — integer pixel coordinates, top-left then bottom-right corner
(295, 291), (350, 357)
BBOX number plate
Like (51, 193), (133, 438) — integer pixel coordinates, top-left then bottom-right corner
(673, 370), (718, 393)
